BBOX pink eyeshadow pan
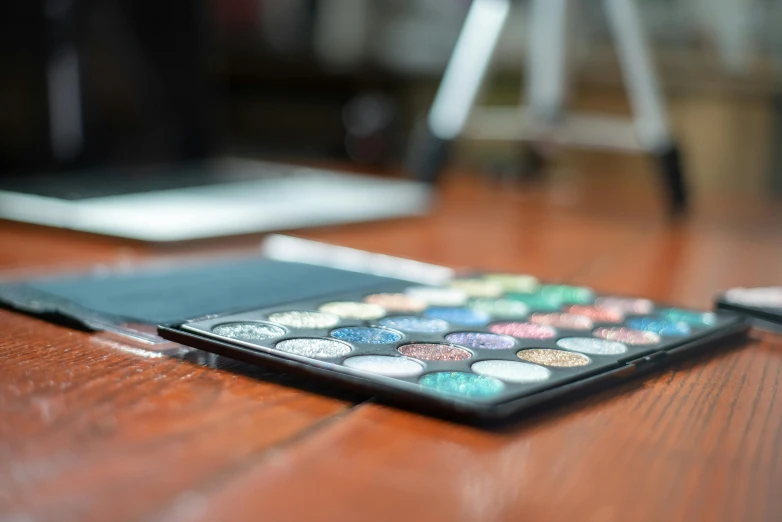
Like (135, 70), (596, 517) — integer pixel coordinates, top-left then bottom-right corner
(397, 343), (472, 361)
(564, 305), (624, 323)
(529, 313), (593, 330)
(488, 322), (557, 340)
(593, 327), (660, 345)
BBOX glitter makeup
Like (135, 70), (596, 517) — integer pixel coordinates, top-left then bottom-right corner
(363, 293), (427, 312)
(529, 312), (593, 330)
(657, 308), (717, 327)
(556, 337), (627, 355)
(593, 327), (660, 345)
(443, 332), (515, 350)
(404, 286), (467, 306)
(330, 327), (402, 344)
(595, 296), (654, 315)
(564, 305), (624, 323)
(343, 355), (424, 377)
(423, 307), (490, 326)
(274, 338), (352, 358)
(517, 349), (591, 367)
(398, 343), (472, 361)
(467, 298), (529, 318)
(538, 285), (594, 305)
(211, 322), (285, 340)
(378, 316), (450, 333)
(449, 279), (504, 298)
(481, 274), (539, 293)
(625, 318), (691, 336)
(319, 301), (385, 320)
(471, 360), (551, 383)
(488, 322), (557, 339)
(419, 372), (504, 398)
(267, 311), (340, 329)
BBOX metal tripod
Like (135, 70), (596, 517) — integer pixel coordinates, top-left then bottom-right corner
(408, 0), (688, 215)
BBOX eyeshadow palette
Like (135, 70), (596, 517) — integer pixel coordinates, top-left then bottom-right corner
(716, 286), (782, 331)
(159, 274), (748, 421)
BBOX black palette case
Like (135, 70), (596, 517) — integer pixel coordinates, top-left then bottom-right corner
(159, 275), (748, 422)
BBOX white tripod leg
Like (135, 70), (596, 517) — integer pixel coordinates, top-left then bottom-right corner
(525, 0), (569, 123)
(408, 0), (511, 183)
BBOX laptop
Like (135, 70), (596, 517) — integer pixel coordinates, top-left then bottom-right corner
(0, 158), (431, 242)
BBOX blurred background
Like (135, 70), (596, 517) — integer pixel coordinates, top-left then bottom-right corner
(1, 0), (781, 210)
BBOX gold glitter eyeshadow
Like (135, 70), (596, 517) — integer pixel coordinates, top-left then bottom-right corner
(517, 349), (591, 367)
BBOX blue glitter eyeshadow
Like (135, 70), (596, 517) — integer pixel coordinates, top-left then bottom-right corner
(419, 372), (504, 398)
(657, 308), (717, 327)
(625, 317), (691, 336)
(424, 307), (490, 326)
(330, 327), (403, 344)
(378, 316), (450, 333)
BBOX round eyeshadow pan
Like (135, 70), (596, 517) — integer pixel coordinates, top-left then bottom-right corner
(488, 322), (557, 340)
(657, 308), (717, 327)
(625, 318), (691, 336)
(449, 279), (504, 298)
(538, 285), (595, 305)
(595, 296), (654, 315)
(363, 293), (427, 312)
(398, 343), (472, 361)
(593, 327), (660, 345)
(563, 305), (624, 323)
(444, 332), (515, 350)
(481, 274), (539, 293)
(267, 311), (340, 329)
(211, 322), (286, 340)
(529, 312), (593, 330)
(419, 372), (504, 398)
(517, 349), (591, 367)
(319, 301), (386, 320)
(378, 316), (450, 333)
(556, 337), (627, 355)
(330, 326), (402, 344)
(505, 292), (562, 311)
(423, 307), (490, 326)
(404, 286), (467, 306)
(471, 360), (551, 383)
(343, 355), (424, 377)
(468, 298), (529, 318)
(274, 338), (352, 358)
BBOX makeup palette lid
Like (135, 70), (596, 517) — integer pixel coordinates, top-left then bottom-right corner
(0, 235), (453, 345)
(716, 286), (782, 331)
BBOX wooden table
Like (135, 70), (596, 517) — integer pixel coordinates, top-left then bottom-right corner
(2, 172), (782, 522)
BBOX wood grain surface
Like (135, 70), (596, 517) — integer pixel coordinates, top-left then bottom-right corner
(2, 169), (782, 522)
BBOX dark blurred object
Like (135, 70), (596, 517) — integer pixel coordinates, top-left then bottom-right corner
(0, 0), (217, 175)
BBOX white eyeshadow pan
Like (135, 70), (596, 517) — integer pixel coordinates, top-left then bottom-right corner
(471, 360), (551, 383)
(343, 355), (425, 377)
(319, 301), (386, 320)
(267, 311), (340, 329)
(274, 338), (351, 358)
(556, 337), (627, 355)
